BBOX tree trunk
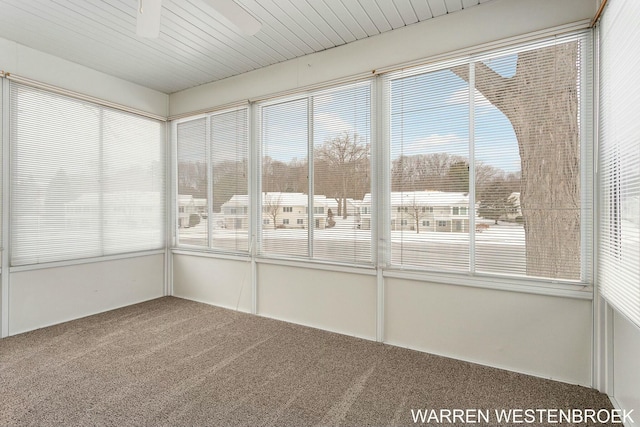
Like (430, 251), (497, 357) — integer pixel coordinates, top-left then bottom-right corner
(342, 197), (347, 220)
(452, 42), (580, 279)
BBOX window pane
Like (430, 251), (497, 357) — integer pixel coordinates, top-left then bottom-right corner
(599, 0), (640, 327)
(389, 67), (470, 271)
(177, 118), (207, 246)
(11, 84), (101, 265)
(473, 39), (585, 280)
(103, 109), (165, 254)
(213, 109), (248, 252)
(10, 83), (165, 266)
(313, 83), (371, 264)
(261, 98), (309, 258)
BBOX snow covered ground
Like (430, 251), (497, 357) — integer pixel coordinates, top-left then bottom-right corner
(178, 216), (528, 275)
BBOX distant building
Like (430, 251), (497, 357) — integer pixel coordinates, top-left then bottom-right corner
(65, 192), (162, 229)
(178, 195), (198, 228)
(220, 194), (250, 229)
(193, 198), (207, 217)
(361, 191), (473, 232)
(221, 192), (331, 230)
(505, 192), (522, 221)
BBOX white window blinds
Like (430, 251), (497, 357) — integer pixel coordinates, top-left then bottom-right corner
(10, 83), (165, 266)
(599, 0), (640, 327)
(177, 118), (207, 246)
(313, 83), (371, 264)
(260, 98), (309, 258)
(176, 107), (249, 253)
(211, 108), (248, 252)
(385, 32), (592, 281)
(259, 82), (372, 264)
(388, 64), (470, 272)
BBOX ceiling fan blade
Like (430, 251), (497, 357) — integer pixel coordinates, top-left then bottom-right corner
(203, 0), (261, 36)
(136, 0), (162, 38)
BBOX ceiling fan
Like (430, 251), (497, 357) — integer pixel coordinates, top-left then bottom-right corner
(136, 0), (262, 38)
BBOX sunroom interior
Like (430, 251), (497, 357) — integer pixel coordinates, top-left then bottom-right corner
(0, 0), (638, 424)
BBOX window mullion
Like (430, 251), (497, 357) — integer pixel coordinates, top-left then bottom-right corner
(99, 108), (105, 257)
(375, 75), (389, 269)
(206, 115), (212, 249)
(308, 97), (314, 259)
(468, 61), (476, 274)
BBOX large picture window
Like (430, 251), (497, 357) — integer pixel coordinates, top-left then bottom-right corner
(386, 33), (592, 282)
(173, 31), (593, 287)
(10, 83), (165, 266)
(259, 82), (372, 264)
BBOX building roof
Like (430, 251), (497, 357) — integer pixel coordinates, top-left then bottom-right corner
(362, 191), (469, 206)
(222, 192), (330, 208)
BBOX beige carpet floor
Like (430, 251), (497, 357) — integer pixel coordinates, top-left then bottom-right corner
(0, 297), (614, 426)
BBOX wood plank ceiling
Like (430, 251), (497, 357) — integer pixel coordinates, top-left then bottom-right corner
(0, 0), (490, 94)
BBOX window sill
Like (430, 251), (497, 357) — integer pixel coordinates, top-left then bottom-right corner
(9, 249), (166, 273)
(383, 267), (593, 299)
(169, 248), (592, 299)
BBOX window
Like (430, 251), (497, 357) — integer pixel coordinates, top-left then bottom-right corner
(401, 220), (408, 226)
(0, 79), (2, 248)
(11, 83), (165, 266)
(389, 62), (470, 271)
(177, 118), (206, 243)
(263, 219), (270, 225)
(283, 219), (289, 225)
(387, 32), (592, 281)
(297, 219), (304, 225)
(283, 206), (293, 213)
(176, 107), (248, 252)
(599, 0), (640, 327)
(423, 221), (430, 227)
(260, 81), (372, 264)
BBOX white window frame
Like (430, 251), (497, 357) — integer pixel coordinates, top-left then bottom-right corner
(381, 30), (593, 292)
(170, 29), (593, 298)
(173, 106), (250, 255)
(256, 81), (375, 266)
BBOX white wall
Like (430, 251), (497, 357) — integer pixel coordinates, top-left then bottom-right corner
(173, 254), (252, 313)
(172, 256), (377, 339)
(0, 37), (168, 117)
(170, 0), (596, 117)
(8, 254), (164, 335)
(174, 253), (592, 385)
(257, 263), (377, 340)
(385, 278), (592, 385)
(612, 311), (640, 425)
